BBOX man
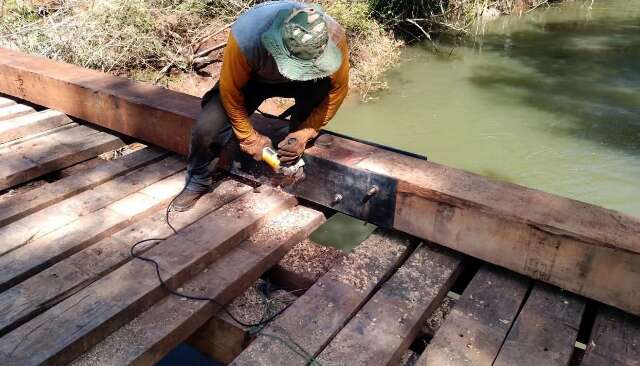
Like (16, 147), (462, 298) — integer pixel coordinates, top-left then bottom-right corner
(173, 1), (350, 211)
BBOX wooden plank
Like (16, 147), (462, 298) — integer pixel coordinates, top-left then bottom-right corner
(0, 96), (16, 108)
(3, 49), (640, 315)
(0, 155), (184, 257)
(0, 179), (251, 336)
(493, 283), (585, 366)
(266, 238), (346, 292)
(0, 147), (166, 227)
(0, 104), (34, 121)
(353, 148), (640, 316)
(187, 280), (297, 365)
(0, 124), (124, 190)
(418, 265), (530, 366)
(0, 48), (197, 155)
(231, 230), (413, 366)
(316, 244), (463, 366)
(188, 311), (252, 365)
(0, 172), (183, 290)
(0, 109), (72, 143)
(0, 187), (295, 366)
(69, 205), (324, 366)
(401, 351), (419, 366)
(582, 306), (640, 366)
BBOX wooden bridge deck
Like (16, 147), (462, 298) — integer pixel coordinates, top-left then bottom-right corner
(0, 97), (638, 365)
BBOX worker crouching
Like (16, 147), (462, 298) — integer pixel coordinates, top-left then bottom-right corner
(172, 0), (350, 212)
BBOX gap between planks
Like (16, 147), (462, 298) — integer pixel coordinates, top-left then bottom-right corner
(0, 123), (124, 191)
(314, 243), (463, 366)
(231, 230), (416, 366)
(0, 110), (72, 144)
(0, 155), (184, 258)
(417, 265), (530, 366)
(0, 146), (167, 227)
(70, 205), (325, 366)
(0, 178), (253, 337)
(0, 186), (296, 366)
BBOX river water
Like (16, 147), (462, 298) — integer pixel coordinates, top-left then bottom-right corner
(330, 0), (640, 219)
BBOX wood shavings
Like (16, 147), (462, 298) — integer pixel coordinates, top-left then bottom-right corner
(328, 232), (409, 291)
(423, 296), (456, 338)
(224, 279), (297, 327)
(274, 239), (345, 283)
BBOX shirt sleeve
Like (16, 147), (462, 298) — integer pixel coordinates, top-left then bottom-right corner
(219, 33), (255, 142)
(297, 37), (350, 133)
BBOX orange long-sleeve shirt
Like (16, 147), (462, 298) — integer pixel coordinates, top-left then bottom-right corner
(218, 32), (350, 143)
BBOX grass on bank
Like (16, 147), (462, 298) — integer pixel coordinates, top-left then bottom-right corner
(0, 0), (549, 100)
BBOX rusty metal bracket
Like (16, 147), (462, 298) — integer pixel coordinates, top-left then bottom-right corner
(285, 153), (397, 228)
(230, 150), (397, 228)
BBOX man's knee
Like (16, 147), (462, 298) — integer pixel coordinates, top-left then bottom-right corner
(192, 96), (231, 147)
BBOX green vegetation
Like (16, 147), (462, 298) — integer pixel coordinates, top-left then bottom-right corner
(322, 0), (402, 99)
(0, 0), (551, 99)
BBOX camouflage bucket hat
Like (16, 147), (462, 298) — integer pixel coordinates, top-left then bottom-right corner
(262, 6), (343, 81)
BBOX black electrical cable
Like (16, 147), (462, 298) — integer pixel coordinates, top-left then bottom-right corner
(129, 185), (290, 328)
(128, 179), (322, 364)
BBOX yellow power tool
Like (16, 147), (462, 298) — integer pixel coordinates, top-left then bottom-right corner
(262, 147), (305, 176)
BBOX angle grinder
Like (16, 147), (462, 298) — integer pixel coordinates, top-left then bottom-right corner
(262, 147), (305, 176)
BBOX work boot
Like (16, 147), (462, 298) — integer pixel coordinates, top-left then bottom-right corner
(171, 189), (208, 212)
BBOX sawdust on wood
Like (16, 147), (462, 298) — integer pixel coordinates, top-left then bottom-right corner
(0, 179), (47, 201)
(423, 295), (456, 337)
(0, 143), (147, 201)
(98, 142), (146, 161)
(275, 239), (345, 283)
(400, 350), (419, 366)
(328, 231), (409, 292)
(244, 206), (317, 249)
(224, 279), (297, 327)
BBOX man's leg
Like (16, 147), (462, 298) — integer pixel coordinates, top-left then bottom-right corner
(173, 83), (267, 212)
(173, 91), (233, 211)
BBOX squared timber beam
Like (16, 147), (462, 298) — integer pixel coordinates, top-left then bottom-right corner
(1, 48), (639, 316)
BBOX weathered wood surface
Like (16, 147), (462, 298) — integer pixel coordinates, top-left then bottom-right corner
(2, 48), (640, 315)
(0, 48), (196, 155)
(0, 147), (166, 227)
(187, 311), (252, 365)
(582, 306), (640, 366)
(0, 187), (295, 366)
(316, 244), (462, 366)
(0, 123), (124, 190)
(418, 265), (530, 366)
(322, 138), (640, 316)
(0, 96), (16, 108)
(0, 172), (186, 292)
(231, 230), (413, 366)
(70, 206), (325, 366)
(0, 176), (250, 337)
(0, 155), (184, 257)
(493, 283), (585, 366)
(0, 109), (72, 144)
(266, 238), (346, 292)
(0, 103), (34, 121)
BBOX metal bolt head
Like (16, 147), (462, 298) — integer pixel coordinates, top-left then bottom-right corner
(315, 134), (333, 148)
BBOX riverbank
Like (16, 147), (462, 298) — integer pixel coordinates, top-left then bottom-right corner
(0, 0), (556, 101)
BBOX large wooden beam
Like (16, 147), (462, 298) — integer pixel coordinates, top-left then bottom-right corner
(1, 48), (640, 316)
(0, 48), (196, 155)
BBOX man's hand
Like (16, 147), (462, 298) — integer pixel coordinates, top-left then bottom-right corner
(277, 129), (317, 163)
(239, 132), (273, 161)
